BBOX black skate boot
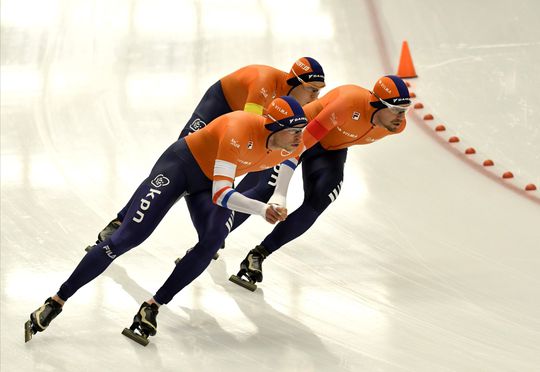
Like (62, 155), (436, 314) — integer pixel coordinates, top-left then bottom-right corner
(174, 240), (225, 265)
(85, 218), (122, 252)
(229, 245), (270, 291)
(211, 240), (226, 260)
(122, 302), (159, 346)
(24, 297), (63, 342)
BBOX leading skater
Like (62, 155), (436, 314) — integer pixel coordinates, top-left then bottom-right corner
(227, 75), (411, 290)
(25, 96), (316, 346)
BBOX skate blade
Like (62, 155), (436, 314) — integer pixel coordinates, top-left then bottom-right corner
(122, 328), (149, 346)
(84, 246), (93, 253)
(24, 320), (34, 343)
(229, 275), (257, 292)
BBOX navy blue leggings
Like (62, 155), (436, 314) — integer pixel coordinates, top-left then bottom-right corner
(231, 144), (348, 254)
(57, 140), (231, 304)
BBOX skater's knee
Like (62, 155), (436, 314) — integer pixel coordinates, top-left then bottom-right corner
(202, 222), (228, 243)
(109, 229), (147, 254)
(306, 180), (343, 213)
(305, 195), (331, 214)
(196, 238), (224, 259)
(98, 239), (134, 258)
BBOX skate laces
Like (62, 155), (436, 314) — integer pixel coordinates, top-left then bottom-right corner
(249, 253), (264, 265)
(47, 297), (63, 309)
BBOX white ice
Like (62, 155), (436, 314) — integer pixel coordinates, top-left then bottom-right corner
(1, 1), (539, 371)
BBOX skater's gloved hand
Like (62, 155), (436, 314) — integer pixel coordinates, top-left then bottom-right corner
(264, 204), (288, 224)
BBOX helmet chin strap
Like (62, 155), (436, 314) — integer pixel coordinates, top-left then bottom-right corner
(265, 131), (276, 150)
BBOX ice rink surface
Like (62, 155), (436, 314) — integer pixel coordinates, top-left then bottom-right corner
(1, 1), (539, 371)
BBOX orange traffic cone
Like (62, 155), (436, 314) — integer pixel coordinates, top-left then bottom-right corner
(397, 41), (417, 78)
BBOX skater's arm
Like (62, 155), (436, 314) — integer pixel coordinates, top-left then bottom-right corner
(267, 158), (298, 208)
(212, 160), (279, 218)
(302, 98), (346, 148)
(302, 118), (333, 149)
(211, 123), (287, 222)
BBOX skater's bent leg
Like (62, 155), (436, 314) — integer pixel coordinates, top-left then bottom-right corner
(153, 205), (231, 305)
(116, 194), (134, 222)
(114, 169), (156, 223)
(57, 144), (190, 301)
(185, 192), (214, 240)
(57, 240), (121, 301)
(261, 166), (344, 254)
(58, 186), (181, 300)
(260, 203), (322, 253)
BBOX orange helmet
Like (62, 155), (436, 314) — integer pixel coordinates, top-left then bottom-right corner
(370, 75), (411, 111)
(286, 57), (325, 88)
(264, 96), (308, 132)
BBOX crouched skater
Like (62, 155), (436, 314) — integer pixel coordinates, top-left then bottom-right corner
(25, 96), (321, 346)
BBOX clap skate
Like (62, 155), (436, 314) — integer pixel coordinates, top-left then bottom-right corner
(229, 245), (269, 292)
(24, 297), (63, 342)
(85, 218), (122, 252)
(174, 241), (225, 264)
(122, 302), (159, 346)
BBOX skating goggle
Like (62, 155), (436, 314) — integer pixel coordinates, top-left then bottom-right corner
(373, 92), (411, 114)
(292, 69), (324, 94)
(265, 112), (307, 133)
